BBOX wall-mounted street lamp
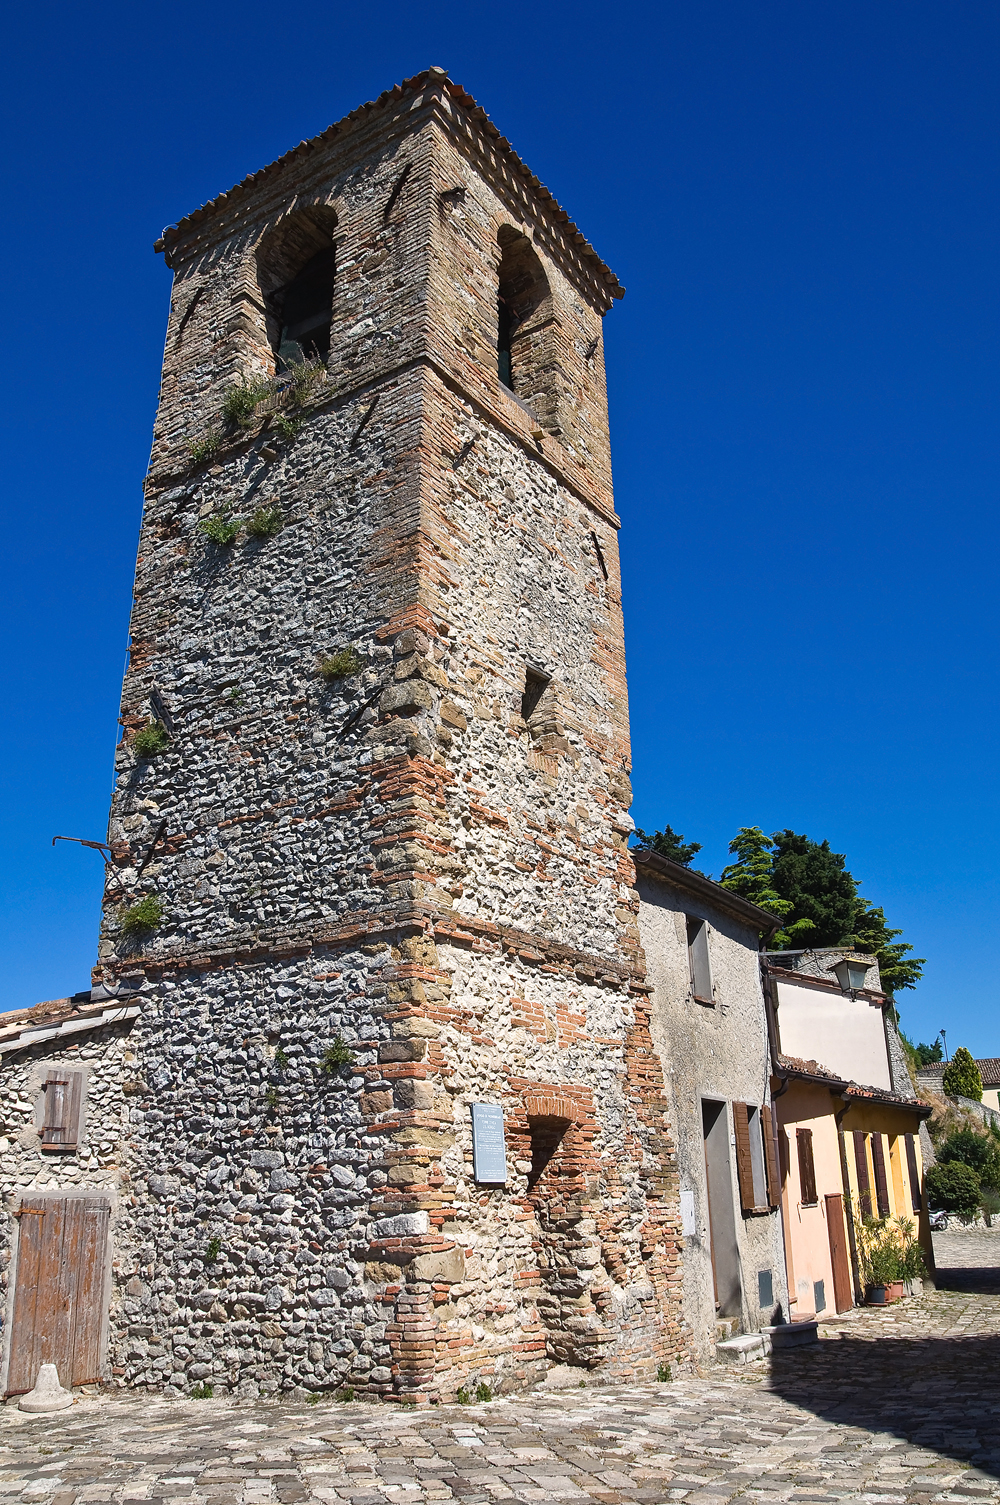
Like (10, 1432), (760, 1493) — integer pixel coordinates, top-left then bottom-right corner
(831, 956), (870, 997)
(940, 1028), (949, 1062)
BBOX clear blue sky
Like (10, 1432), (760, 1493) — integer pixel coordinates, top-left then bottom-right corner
(1, 2), (996, 1055)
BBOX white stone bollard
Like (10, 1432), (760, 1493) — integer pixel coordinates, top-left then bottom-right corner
(18, 1364), (73, 1412)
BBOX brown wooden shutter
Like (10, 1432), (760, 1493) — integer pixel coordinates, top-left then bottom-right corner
(871, 1133), (890, 1217)
(904, 1134), (922, 1212)
(733, 1102), (755, 1212)
(825, 1193), (853, 1312)
(7, 1195), (110, 1395)
(41, 1071), (83, 1152)
(796, 1127), (817, 1204)
(853, 1131), (872, 1218)
(761, 1104), (781, 1209)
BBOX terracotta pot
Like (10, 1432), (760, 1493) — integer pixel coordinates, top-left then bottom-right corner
(886, 1281), (905, 1303)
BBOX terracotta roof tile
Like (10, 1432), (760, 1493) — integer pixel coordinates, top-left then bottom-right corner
(976, 1057), (1000, 1086)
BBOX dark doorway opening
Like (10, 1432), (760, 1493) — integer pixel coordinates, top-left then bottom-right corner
(703, 1098), (742, 1318)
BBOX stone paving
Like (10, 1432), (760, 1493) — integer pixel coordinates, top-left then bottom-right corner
(0, 1234), (995, 1505)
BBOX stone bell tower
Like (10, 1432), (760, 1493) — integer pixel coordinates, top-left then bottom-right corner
(100, 70), (686, 1399)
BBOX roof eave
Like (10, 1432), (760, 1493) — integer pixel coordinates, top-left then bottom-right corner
(633, 848), (781, 934)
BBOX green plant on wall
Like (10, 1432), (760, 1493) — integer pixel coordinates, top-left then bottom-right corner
(319, 648), (363, 680)
(221, 375), (273, 430)
(206, 1235), (222, 1262)
(272, 412), (302, 441)
(321, 1036), (356, 1076)
(132, 720), (169, 758)
(120, 895), (164, 936)
(189, 431), (222, 465)
(246, 505), (283, 539)
(942, 1047), (983, 1102)
(199, 513), (241, 545)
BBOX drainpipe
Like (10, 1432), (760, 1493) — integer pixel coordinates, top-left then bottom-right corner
(834, 1095), (863, 1305)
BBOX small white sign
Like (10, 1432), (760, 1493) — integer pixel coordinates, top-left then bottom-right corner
(471, 1103), (507, 1184)
(680, 1188), (696, 1236)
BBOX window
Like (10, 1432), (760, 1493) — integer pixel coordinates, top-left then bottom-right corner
(853, 1131), (872, 1218)
(686, 916), (713, 1003)
(255, 205), (338, 373)
(871, 1133), (890, 1217)
(39, 1069), (84, 1153)
(796, 1127), (817, 1205)
(496, 226), (556, 427)
(734, 1102), (779, 1214)
(268, 246), (335, 369)
(905, 1134), (922, 1212)
(527, 1115), (568, 1191)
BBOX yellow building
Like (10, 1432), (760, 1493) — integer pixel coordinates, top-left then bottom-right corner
(763, 950), (932, 1316)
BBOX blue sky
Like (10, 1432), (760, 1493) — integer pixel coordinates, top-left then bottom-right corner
(1, 1), (997, 1055)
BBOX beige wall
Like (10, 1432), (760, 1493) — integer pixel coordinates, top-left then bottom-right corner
(776, 979), (891, 1090)
(774, 1080), (842, 1317)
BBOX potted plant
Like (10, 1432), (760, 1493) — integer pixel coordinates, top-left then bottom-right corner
(858, 1214), (902, 1303)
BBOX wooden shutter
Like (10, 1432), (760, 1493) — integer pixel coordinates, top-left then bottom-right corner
(796, 1127), (817, 1205)
(905, 1134), (922, 1212)
(853, 1131), (872, 1218)
(41, 1071), (83, 1152)
(7, 1195), (110, 1395)
(825, 1193), (853, 1312)
(871, 1134), (890, 1217)
(687, 918), (713, 1003)
(733, 1102), (755, 1212)
(761, 1104), (781, 1209)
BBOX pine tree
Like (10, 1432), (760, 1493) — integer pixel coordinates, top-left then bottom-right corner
(632, 824), (703, 869)
(769, 830), (858, 948)
(851, 899), (924, 996)
(718, 828), (816, 948)
(942, 1047), (983, 1103)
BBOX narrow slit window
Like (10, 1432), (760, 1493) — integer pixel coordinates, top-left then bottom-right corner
(527, 1116), (567, 1191)
(686, 916), (713, 1003)
(796, 1127), (817, 1205)
(521, 669), (549, 724)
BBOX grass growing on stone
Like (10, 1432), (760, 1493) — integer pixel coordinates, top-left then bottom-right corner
(190, 1383), (214, 1399)
(246, 505), (283, 539)
(189, 431), (222, 465)
(319, 648), (363, 680)
(206, 1236), (222, 1262)
(199, 513), (240, 545)
(120, 895), (164, 935)
(321, 1037), (355, 1074)
(222, 376), (273, 429)
(272, 412), (302, 440)
(132, 720), (169, 758)
(475, 1381), (492, 1402)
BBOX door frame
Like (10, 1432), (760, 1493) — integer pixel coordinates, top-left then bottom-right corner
(1, 1187), (115, 1397)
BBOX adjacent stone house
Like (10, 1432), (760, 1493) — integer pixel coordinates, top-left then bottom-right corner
(764, 949), (932, 1316)
(0, 70), (690, 1403)
(635, 851), (788, 1365)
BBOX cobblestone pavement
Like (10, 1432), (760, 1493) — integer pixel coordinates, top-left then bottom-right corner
(0, 1283), (996, 1505)
(931, 1226), (1000, 1292)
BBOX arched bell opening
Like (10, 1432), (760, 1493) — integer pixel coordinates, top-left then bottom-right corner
(256, 206), (338, 372)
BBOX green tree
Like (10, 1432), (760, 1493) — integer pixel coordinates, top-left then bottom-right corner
(769, 830), (858, 948)
(925, 1161), (981, 1215)
(938, 1129), (1000, 1190)
(851, 899), (925, 997)
(942, 1047), (983, 1103)
(718, 828), (816, 948)
(632, 824), (702, 869)
(914, 1038), (943, 1066)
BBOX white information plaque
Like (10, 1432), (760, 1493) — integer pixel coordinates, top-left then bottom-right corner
(471, 1103), (507, 1185)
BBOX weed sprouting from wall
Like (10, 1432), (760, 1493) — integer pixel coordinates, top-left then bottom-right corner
(189, 432), (222, 465)
(222, 376), (274, 430)
(120, 895), (165, 935)
(132, 721), (169, 758)
(199, 514), (241, 545)
(319, 648), (363, 680)
(246, 506), (283, 539)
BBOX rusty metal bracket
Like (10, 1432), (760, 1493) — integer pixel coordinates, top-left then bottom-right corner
(52, 835), (128, 898)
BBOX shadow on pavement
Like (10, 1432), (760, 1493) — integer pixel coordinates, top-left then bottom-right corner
(934, 1264), (1000, 1294)
(766, 1333), (1000, 1479)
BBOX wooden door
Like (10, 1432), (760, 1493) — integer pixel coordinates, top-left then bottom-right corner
(6, 1195), (110, 1395)
(825, 1193), (853, 1313)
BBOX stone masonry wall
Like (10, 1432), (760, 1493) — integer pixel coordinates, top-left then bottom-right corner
(71, 71), (689, 1399)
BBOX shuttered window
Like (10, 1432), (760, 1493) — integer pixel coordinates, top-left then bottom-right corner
(686, 917), (713, 1004)
(40, 1071), (84, 1153)
(871, 1133), (890, 1217)
(905, 1134), (922, 1212)
(761, 1104), (781, 1209)
(734, 1102), (755, 1212)
(734, 1103), (773, 1214)
(853, 1131), (872, 1218)
(796, 1127), (818, 1205)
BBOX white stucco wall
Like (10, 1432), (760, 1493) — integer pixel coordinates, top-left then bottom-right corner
(775, 979), (891, 1090)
